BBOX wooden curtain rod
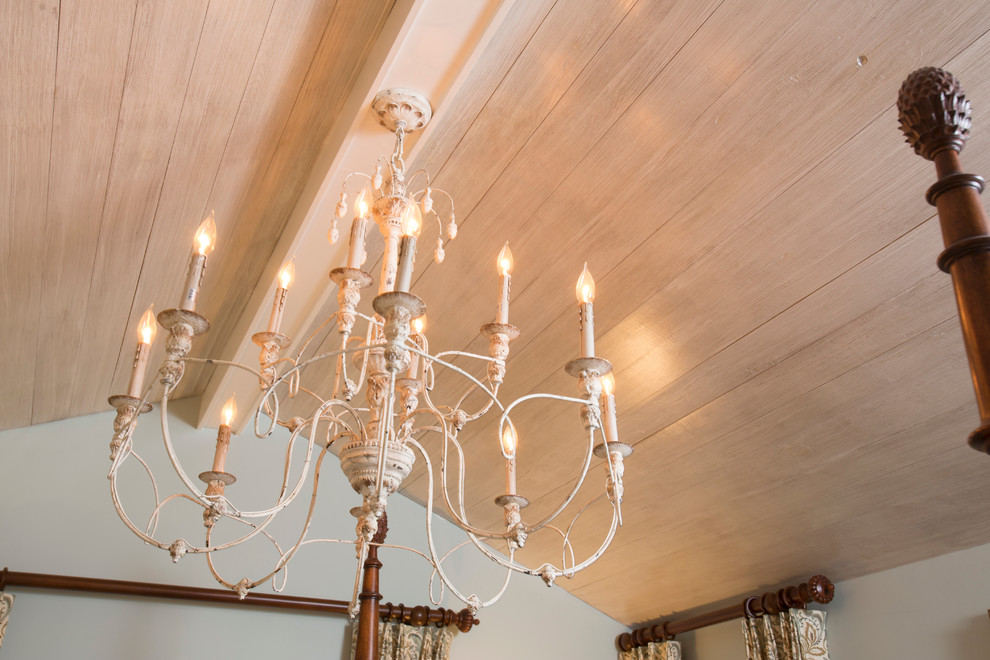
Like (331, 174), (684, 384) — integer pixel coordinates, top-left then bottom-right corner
(615, 574), (834, 652)
(0, 567), (478, 634)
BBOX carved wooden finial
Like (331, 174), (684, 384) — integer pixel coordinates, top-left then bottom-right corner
(805, 574), (835, 604)
(455, 608), (481, 633)
(898, 67), (972, 160)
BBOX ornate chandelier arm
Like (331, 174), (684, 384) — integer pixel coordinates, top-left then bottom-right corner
(547, 503), (620, 579)
(158, 389), (313, 520)
(109, 445), (286, 558)
(492, 394), (597, 535)
(433, 425), (524, 541)
(418, 350), (499, 426)
(108, 445), (165, 537)
(420, 348), (504, 415)
(146, 493), (205, 533)
(406, 437), (515, 612)
(558, 494), (605, 571)
(129, 452), (163, 535)
(109, 468), (176, 552)
(227, 401), (354, 519)
(333, 316), (379, 401)
(202, 442), (337, 599)
(459, 496), (621, 589)
(432, 390), (599, 542)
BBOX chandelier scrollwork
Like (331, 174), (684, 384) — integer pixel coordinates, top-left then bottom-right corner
(106, 88), (632, 616)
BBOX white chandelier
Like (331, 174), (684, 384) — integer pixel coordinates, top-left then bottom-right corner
(106, 89), (632, 619)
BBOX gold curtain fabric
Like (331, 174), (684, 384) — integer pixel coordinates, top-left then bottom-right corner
(617, 639), (681, 660)
(742, 609), (829, 660)
(352, 621), (453, 660)
(0, 592), (13, 649)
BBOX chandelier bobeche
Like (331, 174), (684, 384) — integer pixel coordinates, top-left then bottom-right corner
(106, 89), (633, 617)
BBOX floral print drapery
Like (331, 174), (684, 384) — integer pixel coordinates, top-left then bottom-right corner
(617, 639), (681, 660)
(742, 608), (829, 660)
(352, 620), (453, 660)
(0, 592), (13, 649)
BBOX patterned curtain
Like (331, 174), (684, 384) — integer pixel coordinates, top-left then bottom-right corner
(0, 592), (13, 649)
(352, 621), (453, 660)
(741, 609), (829, 660)
(617, 639), (681, 660)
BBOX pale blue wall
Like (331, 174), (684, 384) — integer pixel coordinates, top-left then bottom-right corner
(0, 401), (623, 659)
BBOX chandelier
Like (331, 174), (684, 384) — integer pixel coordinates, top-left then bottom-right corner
(106, 89), (632, 632)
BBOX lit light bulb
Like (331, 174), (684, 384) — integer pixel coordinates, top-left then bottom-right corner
(500, 423), (517, 457)
(138, 305), (157, 345)
(413, 316), (426, 334)
(602, 372), (615, 396)
(278, 260), (295, 289)
(194, 211), (217, 256)
(401, 196), (422, 237)
(576, 263), (596, 303)
(354, 187), (372, 219)
(221, 395), (237, 427)
(497, 243), (513, 276)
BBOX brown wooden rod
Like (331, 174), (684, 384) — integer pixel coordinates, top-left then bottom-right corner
(898, 67), (990, 453)
(615, 575), (834, 652)
(354, 515), (387, 660)
(0, 565), (478, 633)
(0, 567), (350, 615)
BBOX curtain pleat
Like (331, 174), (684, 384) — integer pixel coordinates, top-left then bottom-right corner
(617, 639), (681, 660)
(0, 592), (13, 649)
(352, 620), (453, 660)
(742, 609), (829, 660)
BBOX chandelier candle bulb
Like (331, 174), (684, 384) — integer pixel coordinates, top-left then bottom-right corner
(347, 188), (372, 269)
(576, 263), (596, 358)
(395, 196), (421, 293)
(406, 316), (425, 380)
(501, 424), (517, 495)
(127, 306), (157, 398)
(496, 243), (513, 324)
(267, 260), (295, 333)
(204, 395), (236, 498)
(213, 396), (237, 473)
(601, 373), (619, 445)
(179, 211), (217, 312)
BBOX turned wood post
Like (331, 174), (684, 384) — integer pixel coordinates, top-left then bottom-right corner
(898, 67), (990, 453)
(354, 513), (388, 660)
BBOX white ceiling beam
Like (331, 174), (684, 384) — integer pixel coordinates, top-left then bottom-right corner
(197, 0), (511, 431)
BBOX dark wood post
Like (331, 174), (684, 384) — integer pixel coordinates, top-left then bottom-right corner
(898, 67), (990, 453)
(354, 513), (389, 660)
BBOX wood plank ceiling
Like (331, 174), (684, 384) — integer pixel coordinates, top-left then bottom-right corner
(4, 0), (990, 627)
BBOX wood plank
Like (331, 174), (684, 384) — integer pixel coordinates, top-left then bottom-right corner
(453, 221), (958, 530)
(107, 0), (280, 403)
(31, 0), (137, 424)
(179, 0), (396, 399)
(480, 14), (990, 513)
(408, 0), (557, 182)
(128, 0), (343, 402)
(410, 0), (727, 337)
(408, 0), (817, 351)
(325, 0), (653, 371)
(78, 0), (278, 411)
(397, 0), (956, 502)
(0, 0), (59, 429)
(57, 0), (211, 419)
(566, 322), (983, 622)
